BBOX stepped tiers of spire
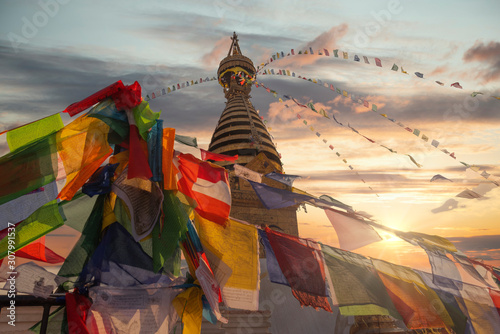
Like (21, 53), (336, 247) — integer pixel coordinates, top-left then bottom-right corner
(208, 33), (298, 238)
(209, 32), (282, 171)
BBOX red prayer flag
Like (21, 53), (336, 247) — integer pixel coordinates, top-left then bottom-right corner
(127, 124), (153, 180)
(375, 58), (382, 67)
(66, 289), (92, 334)
(63, 81), (125, 116)
(489, 289), (500, 317)
(200, 148), (238, 162)
(291, 49), (295, 55)
(323, 49), (330, 56)
(15, 236), (65, 263)
(265, 227), (332, 312)
(451, 82), (463, 89)
(175, 153), (231, 225)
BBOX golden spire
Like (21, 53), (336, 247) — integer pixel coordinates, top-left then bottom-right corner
(228, 31), (242, 56)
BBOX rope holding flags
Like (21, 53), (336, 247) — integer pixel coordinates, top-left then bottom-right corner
(257, 69), (499, 188)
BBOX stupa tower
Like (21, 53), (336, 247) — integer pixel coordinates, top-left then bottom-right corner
(208, 33), (298, 236)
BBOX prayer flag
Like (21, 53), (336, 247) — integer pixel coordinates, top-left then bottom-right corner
(436, 81), (444, 86)
(413, 129), (420, 136)
(234, 164), (262, 183)
(451, 82), (463, 89)
(456, 189), (482, 199)
(431, 139), (440, 148)
(375, 58), (382, 67)
(200, 148), (238, 162)
(175, 134), (198, 147)
(196, 214), (260, 311)
(5, 262), (66, 298)
(247, 180), (311, 209)
(471, 92), (483, 97)
(7, 114), (64, 152)
(264, 171), (301, 187)
(291, 49), (295, 55)
(391, 63), (398, 71)
(353, 55), (360, 61)
(309, 47), (314, 54)
(175, 153), (231, 225)
(324, 208), (382, 250)
(415, 72), (424, 78)
(430, 174), (452, 182)
(373, 259), (453, 330)
(421, 134), (429, 142)
(63, 81), (123, 116)
(265, 227), (332, 312)
(88, 280), (183, 334)
(363, 56), (369, 64)
(401, 67), (408, 74)
(112, 167), (163, 241)
(343, 52), (348, 59)
(162, 128), (177, 190)
(322, 245), (401, 318)
(333, 49), (338, 57)
(323, 49), (330, 56)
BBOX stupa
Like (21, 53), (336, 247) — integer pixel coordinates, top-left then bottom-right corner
(208, 32), (298, 237)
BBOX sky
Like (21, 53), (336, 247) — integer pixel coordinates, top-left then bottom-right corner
(0, 0), (499, 270)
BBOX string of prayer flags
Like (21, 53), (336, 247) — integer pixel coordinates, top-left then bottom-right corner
(174, 152), (231, 225)
(324, 208), (382, 251)
(200, 148), (238, 162)
(280, 73), (490, 177)
(265, 227), (332, 312)
(321, 244), (401, 318)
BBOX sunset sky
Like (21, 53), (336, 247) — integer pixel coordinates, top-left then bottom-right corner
(1, 0), (499, 269)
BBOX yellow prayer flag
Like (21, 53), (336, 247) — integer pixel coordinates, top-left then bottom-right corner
(343, 90), (348, 97)
(172, 286), (204, 334)
(194, 214), (259, 310)
(286, 70), (291, 76)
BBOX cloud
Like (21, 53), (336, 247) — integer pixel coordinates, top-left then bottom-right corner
(201, 36), (232, 69)
(463, 40), (500, 83)
(448, 235), (500, 252)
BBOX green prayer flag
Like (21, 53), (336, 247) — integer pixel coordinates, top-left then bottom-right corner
(58, 195), (106, 280)
(0, 134), (58, 205)
(7, 114), (63, 152)
(152, 191), (188, 273)
(391, 64), (398, 71)
(132, 101), (161, 140)
(0, 199), (64, 259)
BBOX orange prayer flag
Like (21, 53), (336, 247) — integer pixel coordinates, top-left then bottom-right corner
(162, 128), (177, 190)
(57, 115), (113, 201)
